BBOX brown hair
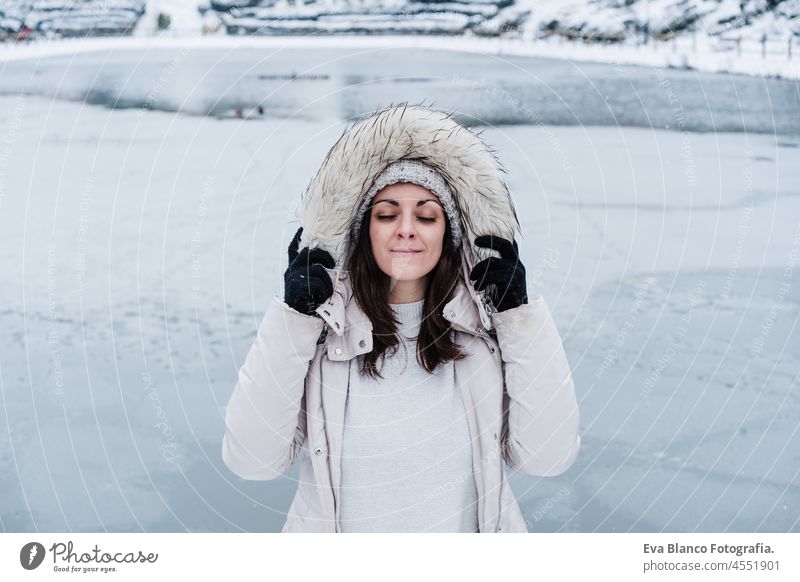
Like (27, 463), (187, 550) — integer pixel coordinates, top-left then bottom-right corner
(345, 208), (468, 379)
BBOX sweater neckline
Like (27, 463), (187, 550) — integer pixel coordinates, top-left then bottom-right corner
(390, 298), (424, 336)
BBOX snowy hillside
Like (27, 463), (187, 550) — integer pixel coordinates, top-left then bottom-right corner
(0, 1), (146, 38)
(1, 2), (799, 79)
(519, 0), (800, 43)
(201, 0), (529, 36)
(198, 0), (800, 41)
(1, 1), (798, 41)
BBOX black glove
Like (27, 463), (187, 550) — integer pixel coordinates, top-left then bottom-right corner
(283, 227), (335, 316)
(469, 235), (528, 313)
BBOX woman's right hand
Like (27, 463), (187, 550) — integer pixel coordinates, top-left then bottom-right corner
(283, 227), (335, 316)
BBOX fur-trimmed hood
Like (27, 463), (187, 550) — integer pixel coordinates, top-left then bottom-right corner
(295, 103), (521, 331)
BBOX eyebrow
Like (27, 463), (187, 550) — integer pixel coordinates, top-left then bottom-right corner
(372, 199), (442, 208)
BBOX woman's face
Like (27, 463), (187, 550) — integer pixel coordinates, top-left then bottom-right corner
(369, 182), (446, 287)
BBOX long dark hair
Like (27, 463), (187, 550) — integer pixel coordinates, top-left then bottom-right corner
(346, 208), (468, 379)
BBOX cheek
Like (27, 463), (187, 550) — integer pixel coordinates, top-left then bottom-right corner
(427, 225), (446, 257)
(369, 222), (388, 255)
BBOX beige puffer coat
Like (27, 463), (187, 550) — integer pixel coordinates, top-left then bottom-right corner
(221, 104), (581, 532)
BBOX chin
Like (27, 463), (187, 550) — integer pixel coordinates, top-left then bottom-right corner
(387, 272), (425, 282)
(379, 264), (430, 282)
(377, 254), (437, 282)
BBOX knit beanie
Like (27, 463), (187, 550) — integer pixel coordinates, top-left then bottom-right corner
(350, 159), (464, 248)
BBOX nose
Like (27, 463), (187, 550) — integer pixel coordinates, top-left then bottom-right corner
(396, 211), (417, 240)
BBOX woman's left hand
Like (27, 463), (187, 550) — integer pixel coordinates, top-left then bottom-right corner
(469, 235), (528, 313)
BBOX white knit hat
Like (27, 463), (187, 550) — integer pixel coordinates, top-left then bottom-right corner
(350, 159), (463, 247)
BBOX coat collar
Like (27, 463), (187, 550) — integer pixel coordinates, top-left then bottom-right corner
(315, 270), (493, 362)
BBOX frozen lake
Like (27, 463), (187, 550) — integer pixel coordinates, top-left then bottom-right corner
(0, 47), (798, 532)
(2, 46), (799, 133)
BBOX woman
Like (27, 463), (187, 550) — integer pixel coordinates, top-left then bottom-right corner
(222, 104), (581, 533)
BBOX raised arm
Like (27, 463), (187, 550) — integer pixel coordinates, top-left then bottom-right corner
(222, 226), (334, 480)
(469, 235), (580, 477)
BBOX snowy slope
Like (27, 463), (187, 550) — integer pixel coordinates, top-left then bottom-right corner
(197, 0), (800, 40)
(517, 0), (800, 43)
(133, 0), (205, 36)
(0, 2), (798, 83)
(0, 1), (146, 37)
(2, 1), (798, 41)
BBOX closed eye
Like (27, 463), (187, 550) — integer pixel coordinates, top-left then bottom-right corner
(376, 215), (437, 223)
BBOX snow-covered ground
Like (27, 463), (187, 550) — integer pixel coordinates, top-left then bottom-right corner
(0, 1), (799, 79)
(2, 33), (799, 81)
(133, 0), (205, 37)
(0, 47), (798, 532)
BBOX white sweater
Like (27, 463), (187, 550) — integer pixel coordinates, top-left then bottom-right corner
(338, 299), (480, 533)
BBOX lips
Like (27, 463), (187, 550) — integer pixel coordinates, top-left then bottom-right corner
(391, 249), (422, 254)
